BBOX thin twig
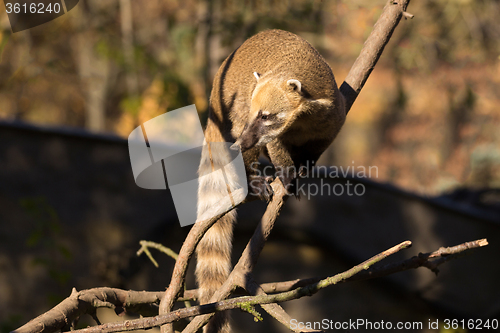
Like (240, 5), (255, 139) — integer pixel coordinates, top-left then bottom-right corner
(137, 240), (179, 268)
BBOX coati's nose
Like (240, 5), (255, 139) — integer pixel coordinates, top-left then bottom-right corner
(230, 142), (241, 151)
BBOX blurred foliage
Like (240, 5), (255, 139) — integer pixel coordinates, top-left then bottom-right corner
(19, 197), (72, 302)
(0, 0), (499, 194)
(0, 314), (23, 333)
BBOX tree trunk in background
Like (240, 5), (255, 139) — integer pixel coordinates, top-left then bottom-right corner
(208, 0), (223, 82)
(73, 1), (110, 132)
(12, 32), (33, 120)
(193, 0), (213, 114)
(120, 0), (138, 97)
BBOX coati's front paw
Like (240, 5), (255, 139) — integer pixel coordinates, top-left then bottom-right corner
(248, 176), (274, 201)
(275, 167), (300, 198)
(279, 176), (300, 199)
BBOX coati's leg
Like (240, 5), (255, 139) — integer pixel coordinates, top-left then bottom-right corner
(266, 139), (333, 196)
(292, 139), (334, 173)
(265, 140), (297, 195)
(242, 147), (273, 201)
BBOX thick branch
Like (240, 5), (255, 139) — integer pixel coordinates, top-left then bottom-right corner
(12, 288), (164, 333)
(340, 0), (412, 113)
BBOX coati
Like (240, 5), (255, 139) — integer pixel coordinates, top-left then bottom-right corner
(196, 29), (346, 333)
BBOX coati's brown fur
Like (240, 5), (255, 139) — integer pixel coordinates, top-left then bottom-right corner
(196, 29), (346, 333)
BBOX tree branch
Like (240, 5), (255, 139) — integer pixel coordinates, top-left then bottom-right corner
(12, 239), (487, 333)
(11, 288), (164, 333)
(136, 240), (179, 268)
(160, 1), (414, 331)
(340, 0), (412, 113)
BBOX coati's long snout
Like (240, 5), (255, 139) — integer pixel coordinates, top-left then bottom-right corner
(231, 75), (306, 153)
(231, 123), (261, 152)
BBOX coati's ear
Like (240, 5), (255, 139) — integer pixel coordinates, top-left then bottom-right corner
(253, 72), (261, 81)
(287, 79), (302, 93)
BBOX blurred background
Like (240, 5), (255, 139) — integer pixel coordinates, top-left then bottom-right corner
(1, 0), (500, 194)
(0, 0), (499, 332)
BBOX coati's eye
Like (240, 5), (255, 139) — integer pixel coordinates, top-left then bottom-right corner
(259, 110), (271, 121)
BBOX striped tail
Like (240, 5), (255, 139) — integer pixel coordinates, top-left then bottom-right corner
(195, 120), (237, 333)
(195, 211), (235, 333)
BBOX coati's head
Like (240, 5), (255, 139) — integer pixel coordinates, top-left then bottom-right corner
(232, 72), (307, 152)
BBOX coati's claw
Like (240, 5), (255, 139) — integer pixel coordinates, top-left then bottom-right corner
(276, 170), (299, 198)
(249, 176), (274, 201)
(284, 178), (301, 199)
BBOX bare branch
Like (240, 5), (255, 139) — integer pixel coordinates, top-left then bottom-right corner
(247, 281), (319, 333)
(254, 238), (490, 292)
(12, 239), (487, 333)
(344, 238), (489, 279)
(137, 240), (179, 262)
(12, 288), (164, 333)
(340, 0), (412, 113)
(427, 238), (488, 257)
